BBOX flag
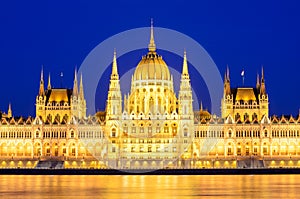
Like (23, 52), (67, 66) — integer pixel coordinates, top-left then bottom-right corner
(241, 70), (244, 77)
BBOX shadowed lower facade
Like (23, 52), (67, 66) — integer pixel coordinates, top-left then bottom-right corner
(0, 24), (300, 169)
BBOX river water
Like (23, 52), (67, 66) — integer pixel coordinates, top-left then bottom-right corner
(0, 175), (298, 198)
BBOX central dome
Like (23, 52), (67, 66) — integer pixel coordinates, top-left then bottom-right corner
(133, 51), (171, 81)
(133, 21), (171, 82)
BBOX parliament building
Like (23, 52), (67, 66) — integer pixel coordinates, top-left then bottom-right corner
(0, 24), (299, 169)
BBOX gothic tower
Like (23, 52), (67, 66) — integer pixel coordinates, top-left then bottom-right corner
(178, 51), (194, 157)
(36, 68), (46, 119)
(105, 50), (122, 119)
(221, 66), (233, 118)
(36, 68), (86, 122)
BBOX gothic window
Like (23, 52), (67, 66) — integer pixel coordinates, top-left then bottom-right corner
(55, 114), (60, 122)
(252, 113), (258, 120)
(47, 114), (52, 122)
(132, 127), (136, 133)
(70, 131), (75, 138)
(140, 126), (144, 133)
(228, 129), (232, 138)
(184, 128), (188, 137)
(244, 113), (249, 121)
(164, 124), (169, 133)
(264, 130), (268, 137)
(111, 128), (116, 137)
(235, 113), (240, 121)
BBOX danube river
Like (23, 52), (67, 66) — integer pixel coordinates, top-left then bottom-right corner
(0, 175), (298, 198)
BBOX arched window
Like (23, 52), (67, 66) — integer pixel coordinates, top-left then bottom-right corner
(55, 114), (60, 122)
(235, 113), (240, 121)
(70, 131), (75, 138)
(228, 129), (232, 138)
(164, 123), (169, 134)
(264, 129), (268, 137)
(111, 128), (116, 137)
(244, 113), (249, 121)
(183, 128), (188, 137)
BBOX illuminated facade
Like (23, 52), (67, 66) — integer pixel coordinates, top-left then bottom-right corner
(0, 23), (300, 169)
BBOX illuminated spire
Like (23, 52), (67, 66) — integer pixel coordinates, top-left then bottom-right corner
(39, 67), (45, 96)
(182, 50), (189, 75)
(47, 73), (51, 90)
(200, 101), (203, 111)
(181, 50), (190, 80)
(226, 65), (230, 81)
(224, 65), (231, 96)
(261, 66), (265, 83)
(73, 68), (78, 96)
(256, 73), (260, 90)
(148, 19), (156, 52)
(79, 73), (84, 99)
(111, 49), (119, 80)
(260, 66), (266, 95)
(7, 103), (12, 118)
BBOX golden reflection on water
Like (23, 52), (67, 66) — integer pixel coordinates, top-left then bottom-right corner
(0, 175), (299, 198)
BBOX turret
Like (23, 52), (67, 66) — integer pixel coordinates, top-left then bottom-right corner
(7, 103), (12, 118)
(39, 68), (45, 96)
(224, 65), (231, 96)
(106, 49), (122, 118)
(178, 50), (193, 118)
(256, 73), (260, 91)
(47, 73), (51, 90)
(73, 68), (78, 97)
(260, 67), (266, 95)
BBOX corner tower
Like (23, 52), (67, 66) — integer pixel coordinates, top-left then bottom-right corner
(221, 66), (269, 122)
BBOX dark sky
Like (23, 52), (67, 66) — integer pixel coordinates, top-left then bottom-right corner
(0, 0), (300, 117)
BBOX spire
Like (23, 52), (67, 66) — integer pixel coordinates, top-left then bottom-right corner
(47, 73), (51, 90)
(226, 65), (230, 81)
(261, 66), (265, 83)
(260, 66), (266, 95)
(182, 50), (189, 75)
(148, 19), (156, 52)
(7, 103), (12, 118)
(111, 49), (119, 80)
(200, 101), (203, 111)
(39, 67), (45, 96)
(256, 73), (260, 90)
(79, 73), (84, 99)
(224, 65), (231, 96)
(73, 68), (78, 96)
(181, 50), (190, 80)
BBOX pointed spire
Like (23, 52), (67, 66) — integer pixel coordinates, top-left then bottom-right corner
(182, 49), (189, 75)
(200, 101), (203, 111)
(226, 65), (230, 81)
(47, 73), (51, 90)
(261, 66), (265, 83)
(73, 68), (78, 96)
(7, 103), (12, 118)
(111, 49), (119, 80)
(256, 73), (260, 90)
(260, 66), (266, 95)
(148, 18), (156, 52)
(79, 73), (84, 99)
(39, 67), (45, 96)
(224, 65), (231, 96)
(112, 49), (118, 75)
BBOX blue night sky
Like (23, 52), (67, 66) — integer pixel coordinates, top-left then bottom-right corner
(0, 0), (300, 117)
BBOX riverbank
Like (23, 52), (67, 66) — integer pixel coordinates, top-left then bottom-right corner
(1, 168), (300, 175)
